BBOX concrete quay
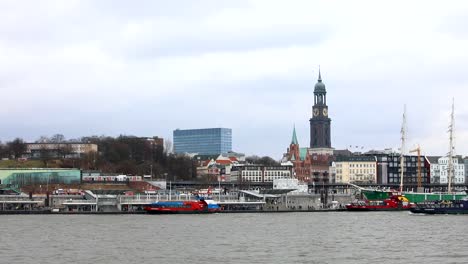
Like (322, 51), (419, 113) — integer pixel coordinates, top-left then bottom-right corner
(0, 190), (354, 214)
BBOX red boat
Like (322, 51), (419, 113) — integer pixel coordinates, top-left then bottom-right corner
(346, 195), (414, 211)
(145, 200), (212, 214)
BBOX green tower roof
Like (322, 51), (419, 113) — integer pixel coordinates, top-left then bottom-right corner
(291, 126), (298, 145)
(314, 68), (326, 94)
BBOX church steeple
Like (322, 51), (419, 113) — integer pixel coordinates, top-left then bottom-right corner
(310, 68), (332, 149)
(291, 125), (298, 145)
(314, 68), (326, 105)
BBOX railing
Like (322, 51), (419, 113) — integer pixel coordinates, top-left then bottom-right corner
(118, 194), (240, 204)
(62, 200), (96, 204)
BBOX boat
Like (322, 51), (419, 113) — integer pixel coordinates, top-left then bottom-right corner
(346, 195), (414, 211)
(410, 198), (468, 215)
(359, 188), (467, 203)
(145, 199), (214, 214)
(204, 199), (222, 212)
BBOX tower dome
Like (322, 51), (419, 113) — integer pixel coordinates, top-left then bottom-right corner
(314, 70), (326, 94)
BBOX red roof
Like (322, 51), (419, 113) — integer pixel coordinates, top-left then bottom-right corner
(216, 159), (232, 165)
(228, 157), (238, 162)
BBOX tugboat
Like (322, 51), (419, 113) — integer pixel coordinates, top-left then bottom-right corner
(410, 198), (468, 215)
(346, 195), (414, 211)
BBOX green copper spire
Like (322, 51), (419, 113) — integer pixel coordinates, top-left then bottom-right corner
(291, 125), (298, 145)
(318, 66), (322, 82)
(314, 67), (326, 93)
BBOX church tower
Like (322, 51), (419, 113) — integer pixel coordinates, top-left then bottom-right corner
(309, 69), (332, 154)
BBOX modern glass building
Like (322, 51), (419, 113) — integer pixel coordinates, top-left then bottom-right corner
(0, 168), (81, 187)
(173, 128), (232, 155)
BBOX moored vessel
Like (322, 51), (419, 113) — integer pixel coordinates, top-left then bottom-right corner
(346, 195), (413, 211)
(359, 189), (467, 203)
(145, 199), (217, 214)
(410, 198), (468, 215)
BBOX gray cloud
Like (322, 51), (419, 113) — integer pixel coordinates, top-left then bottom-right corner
(1, 0), (468, 159)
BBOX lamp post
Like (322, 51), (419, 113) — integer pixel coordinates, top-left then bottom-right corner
(150, 164), (153, 180)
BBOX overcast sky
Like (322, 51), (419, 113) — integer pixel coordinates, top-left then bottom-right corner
(1, 0), (468, 159)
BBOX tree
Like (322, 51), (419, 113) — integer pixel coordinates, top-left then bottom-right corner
(0, 141), (6, 158)
(258, 156), (280, 166)
(50, 134), (66, 143)
(36, 136), (50, 143)
(38, 144), (53, 167)
(246, 155), (280, 166)
(7, 138), (26, 159)
(164, 139), (173, 154)
(246, 155), (260, 164)
(58, 144), (73, 159)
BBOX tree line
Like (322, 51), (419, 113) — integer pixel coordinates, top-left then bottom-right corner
(0, 135), (195, 181)
(0, 134), (280, 181)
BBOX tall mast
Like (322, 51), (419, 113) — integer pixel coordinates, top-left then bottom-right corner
(447, 98), (455, 193)
(400, 105), (407, 193)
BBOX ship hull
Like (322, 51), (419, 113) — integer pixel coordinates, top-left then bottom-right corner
(144, 199), (220, 214)
(346, 207), (409, 211)
(410, 208), (468, 215)
(410, 200), (468, 215)
(146, 210), (211, 214)
(361, 190), (467, 203)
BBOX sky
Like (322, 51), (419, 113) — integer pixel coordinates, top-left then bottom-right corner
(1, 0), (468, 159)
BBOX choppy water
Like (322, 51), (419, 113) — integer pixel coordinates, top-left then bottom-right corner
(1, 212), (467, 264)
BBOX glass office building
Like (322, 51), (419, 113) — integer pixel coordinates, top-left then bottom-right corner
(0, 168), (81, 187)
(173, 128), (232, 155)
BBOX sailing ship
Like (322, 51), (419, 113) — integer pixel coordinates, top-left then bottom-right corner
(357, 101), (467, 203)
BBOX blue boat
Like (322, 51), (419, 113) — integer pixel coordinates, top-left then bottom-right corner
(410, 198), (468, 215)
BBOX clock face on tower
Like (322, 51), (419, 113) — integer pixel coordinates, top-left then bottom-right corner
(323, 108), (328, 117)
(313, 108), (319, 117)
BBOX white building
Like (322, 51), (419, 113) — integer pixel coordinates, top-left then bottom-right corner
(431, 157), (465, 184)
(273, 178), (308, 194)
(230, 165), (293, 183)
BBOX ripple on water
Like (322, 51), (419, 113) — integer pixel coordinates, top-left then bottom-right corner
(1, 212), (468, 264)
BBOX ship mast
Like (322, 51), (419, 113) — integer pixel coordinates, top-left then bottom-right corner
(447, 98), (455, 193)
(400, 105), (407, 193)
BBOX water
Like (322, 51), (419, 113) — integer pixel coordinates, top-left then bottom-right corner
(1, 212), (467, 264)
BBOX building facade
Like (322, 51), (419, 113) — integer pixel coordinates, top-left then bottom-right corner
(230, 165), (293, 183)
(334, 156), (377, 184)
(173, 128), (232, 155)
(283, 127), (332, 183)
(431, 156), (465, 184)
(25, 143), (98, 159)
(376, 154), (430, 185)
(0, 168), (81, 187)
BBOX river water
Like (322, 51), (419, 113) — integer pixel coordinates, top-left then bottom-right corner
(1, 212), (467, 264)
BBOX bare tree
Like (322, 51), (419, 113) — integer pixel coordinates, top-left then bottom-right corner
(50, 134), (66, 143)
(58, 144), (73, 159)
(39, 144), (52, 167)
(164, 139), (173, 154)
(7, 138), (26, 159)
(36, 136), (50, 143)
(0, 141), (5, 158)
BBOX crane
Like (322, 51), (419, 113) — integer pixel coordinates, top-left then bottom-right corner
(409, 145), (422, 189)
